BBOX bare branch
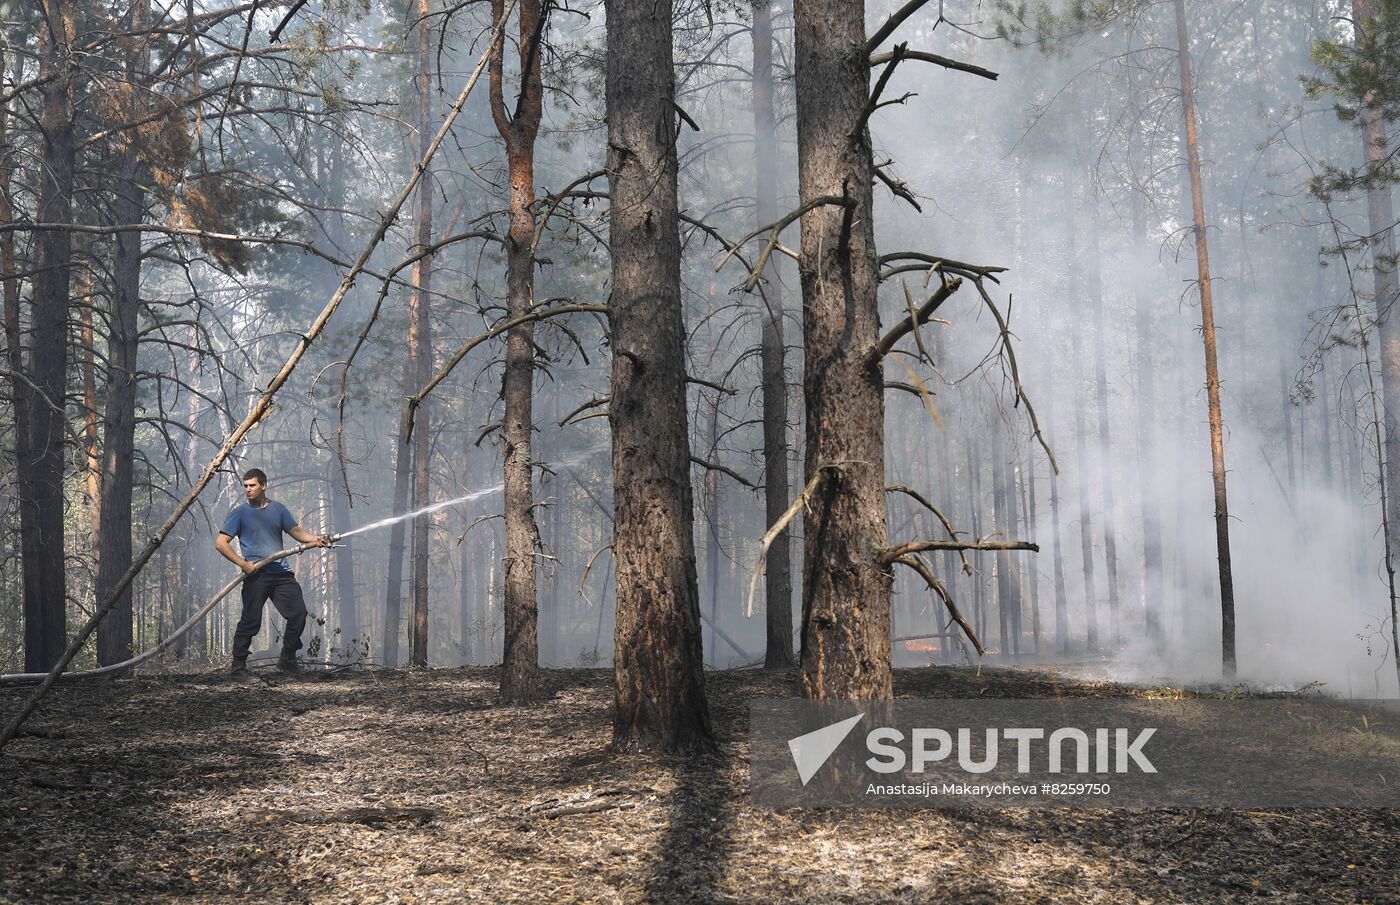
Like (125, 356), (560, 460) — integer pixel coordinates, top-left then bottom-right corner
(881, 537), (1038, 564)
(893, 554), (985, 655)
(872, 276), (960, 359)
(691, 455), (754, 488)
(716, 194), (853, 292)
(744, 466), (836, 618)
(869, 49), (998, 82)
(403, 303), (608, 440)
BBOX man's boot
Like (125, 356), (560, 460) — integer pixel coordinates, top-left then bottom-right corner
(230, 657), (256, 682)
(277, 651), (303, 675)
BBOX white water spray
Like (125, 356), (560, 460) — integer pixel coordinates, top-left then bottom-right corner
(334, 443), (608, 540)
(336, 484), (504, 539)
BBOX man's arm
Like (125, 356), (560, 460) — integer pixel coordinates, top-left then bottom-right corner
(215, 532), (258, 575)
(287, 524), (331, 548)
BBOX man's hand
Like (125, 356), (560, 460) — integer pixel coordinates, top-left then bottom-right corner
(240, 559), (258, 576)
(315, 534), (333, 548)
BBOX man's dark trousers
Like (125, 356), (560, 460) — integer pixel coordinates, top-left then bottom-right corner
(233, 570), (307, 659)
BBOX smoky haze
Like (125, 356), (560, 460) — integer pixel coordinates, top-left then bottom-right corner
(2, 0), (1394, 699)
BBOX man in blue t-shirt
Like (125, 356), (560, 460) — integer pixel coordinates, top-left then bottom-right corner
(215, 468), (329, 679)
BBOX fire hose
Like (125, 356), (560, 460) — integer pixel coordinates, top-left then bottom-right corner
(0, 539), (340, 685)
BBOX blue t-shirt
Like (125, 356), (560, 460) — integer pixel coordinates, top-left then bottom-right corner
(220, 501), (298, 573)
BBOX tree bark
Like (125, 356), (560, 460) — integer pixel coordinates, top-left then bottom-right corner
(23, 0), (78, 671)
(793, 0), (893, 700)
(753, 0), (795, 669)
(408, 0), (437, 669)
(94, 4), (149, 665)
(605, 0), (712, 750)
(1353, 0), (1400, 694)
(0, 46), (23, 627)
(1174, 0), (1236, 678)
(492, 0), (545, 703)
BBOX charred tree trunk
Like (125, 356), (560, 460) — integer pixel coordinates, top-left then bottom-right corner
(1175, 0), (1237, 678)
(605, 0), (712, 750)
(794, 0), (893, 700)
(95, 125), (143, 669)
(753, 0), (795, 669)
(408, 0), (437, 669)
(21, 0), (77, 671)
(0, 50), (23, 617)
(492, 0), (545, 703)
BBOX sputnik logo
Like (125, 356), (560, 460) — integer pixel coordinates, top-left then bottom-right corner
(788, 713), (864, 785)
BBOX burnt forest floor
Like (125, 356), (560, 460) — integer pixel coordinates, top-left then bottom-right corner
(1, 664), (1397, 904)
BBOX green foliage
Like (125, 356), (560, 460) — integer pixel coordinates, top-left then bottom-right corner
(1304, 2), (1400, 197)
(992, 0), (1148, 50)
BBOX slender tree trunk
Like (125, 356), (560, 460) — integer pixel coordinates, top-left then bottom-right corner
(1087, 186), (1122, 647)
(753, 0), (795, 669)
(968, 438), (984, 642)
(95, 141), (143, 668)
(21, 0), (77, 671)
(408, 0), (437, 669)
(492, 0), (545, 702)
(0, 50), (24, 629)
(80, 278), (100, 530)
(1022, 451), (1041, 654)
(1353, 0), (1400, 693)
(317, 123), (357, 652)
(794, 0), (893, 701)
(1065, 170), (1099, 652)
(605, 0), (712, 750)
(1175, 0), (1236, 678)
(704, 397), (721, 664)
(1131, 191), (1165, 644)
(328, 456), (356, 644)
(991, 423), (1011, 656)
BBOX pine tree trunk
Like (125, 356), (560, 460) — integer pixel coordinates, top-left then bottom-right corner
(1, 50), (22, 635)
(21, 0), (77, 671)
(1174, 0), (1237, 678)
(493, 0), (545, 703)
(753, 0), (795, 669)
(408, 0), (436, 668)
(605, 0), (712, 750)
(1065, 171), (1099, 652)
(1353, 0), (1400, 694)
(1087, 186), (1122, 648)
(80, 278), (100, 530)
(794, 0), (893, 701)
(991, 423), (1011, 656)
(1131, 191), (1165, 643)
